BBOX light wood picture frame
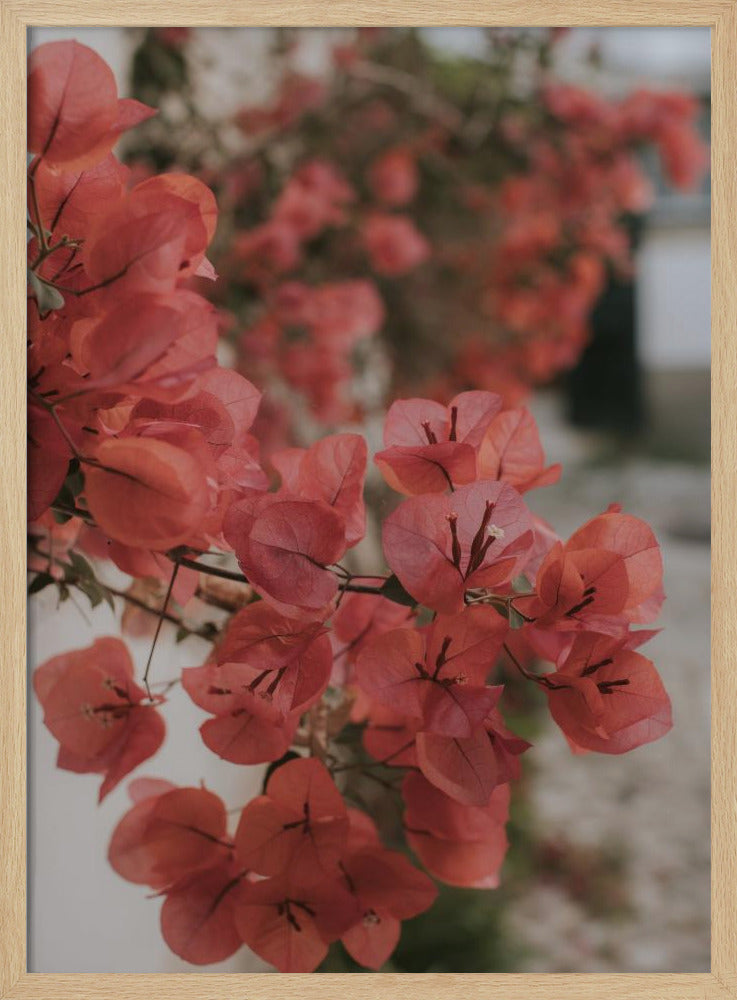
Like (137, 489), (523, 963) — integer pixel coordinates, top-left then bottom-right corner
(2, 2), (733, 996)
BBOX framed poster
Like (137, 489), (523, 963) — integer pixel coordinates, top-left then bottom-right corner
(2, 3), (734, 998)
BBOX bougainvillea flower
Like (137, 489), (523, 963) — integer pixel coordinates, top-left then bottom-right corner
(160, 859), (244, 965)
(272, 280), (385, 351)
(28, 41), (155, 171)
(81, 186), (207, 303)
(383, 480), (535, 613)
(362, 213), (430, 276)
(65, 290), (218, 406)
(272, 433), (367, 546)
(196, 699), (298, 765)
(362, 703), (420, 768)
(345, 807), (381, 850)
(129, 373), (262, 499)
(404, 770), (509, 843)
(129, 293), (220, 402)
(84, 434), (212, 551)
(28, 402), (72, 521)
(182, 605), (332, 762)
(310, 280), (385, 348)
(355, 608), (526, 803)
(29, 154), (128, 242)
(133, 173), (218, 279)
(216, 602), (328, 674)
(196, 368), (262, 443)
(543, 631), (672, 753)
(515, 508), (664, 634)
(76, 292), (201, 393)
(33, 637), (165, 801)
(271, 159), (354, 241)
(339, 846), (437, 969)
(415, 704), (529, 806)
(223, 494), (347, 614)
(190, 651), (330, 728)
(375, 391), (502, 495)
(131, 391), (237, 460)
(476, 407), (561, 492)
(377, 440), (477, 497)
(565, 507), (665, 624)
(368, 147), (419, 207)
(331, 591), (413, 684)
(355, 607), (508, 737)
(402, 772), (510, 887)
(233, 870), (356, 972)
(181, 662), (300, 766)
(234, 757), (348, 879)
(234, 220), (302, 282)
(415, 729), (506, 807)
(515, 542), (630, 635)
(108, 782), (230, 889)
(381, 392), (503, 451)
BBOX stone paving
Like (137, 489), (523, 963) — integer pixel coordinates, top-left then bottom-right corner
(506, 396), (710, 972)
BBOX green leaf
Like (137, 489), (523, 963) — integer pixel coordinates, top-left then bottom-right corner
(379, 574), (417, 608)
(28, 572), (55, 596)
(67, 550), (98, 583)
(508, 605), (525, 630)
(65, 464), (84, 498)
(59, 551), (115, 612)
(28, 268), (65, 318)
(75, 578), (103, 609)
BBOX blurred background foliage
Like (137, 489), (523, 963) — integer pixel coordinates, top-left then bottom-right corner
(122, 27), (709, 456)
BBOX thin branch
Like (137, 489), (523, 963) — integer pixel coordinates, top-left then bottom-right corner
(361, 769), (404, 794)
(174, 554), (388, 594)
(107, 584), (217, 642)
(503, 642), (563, 690)
(331, 738), (415, 774)
(27, 564), (218, 643)
(348, 59), (464, 134)
(28, 172), (48, 252)
(142, 560), (180, 699)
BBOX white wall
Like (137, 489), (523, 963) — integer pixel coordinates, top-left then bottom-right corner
(637, 226), (711, 370)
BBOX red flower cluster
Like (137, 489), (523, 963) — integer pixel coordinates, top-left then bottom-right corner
(351, 392), (670, 814)
(210, 31), (707, 418)
(109, 759), (436, 970)
(448, 80), (708, 400)
(231, 153), (427, 425)
(28, 40), (263, 578)
(33, 638), (165, 801)
(29, 40), (673, 973)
